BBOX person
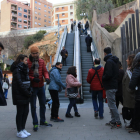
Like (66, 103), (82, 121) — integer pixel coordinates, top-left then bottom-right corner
(10, 54), (32, 138)
(65, 66), (81, 118)
(122, 54), (135, 130)
(0, 42), (6, 106)
(3, 74), (9, 99)
(28, 46), (51, 131)
(102, 47), (122, 128)
(85, 34), (92, 52)
(116, 61), (124, 109)
(61, 46), (68, 66)
(85, 21), (89, 30)
(71, 22), (73, 32)
(129, 52), (140, 134)
(49, 62), (66, 122)
(78, 22), (81, 35)
(87, 58), (104, 119)
(74, 20), (76, 26)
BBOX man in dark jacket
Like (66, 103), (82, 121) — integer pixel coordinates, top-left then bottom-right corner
(102, 47), (122, 128)
(87, 58), (104, 119)
(61, 47), (68, 66)
(85, 34), (92, 52)
(28, 46), (51, 131)
(78, 22), (81, 35)
(0, 42), (7, 106)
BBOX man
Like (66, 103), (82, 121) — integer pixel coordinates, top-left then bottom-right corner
(85, 34), (92, 52)
(78, 22), (81, 35)
(0, 42), (7, 106)
(61, 47), (68, 66)
(71, 22), (73, 32)
(87, 58), (104, 119)
(28, 46), (51, 131)
(102, 47), (122, 128)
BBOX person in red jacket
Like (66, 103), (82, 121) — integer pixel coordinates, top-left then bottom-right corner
(87, 58), (104, 119)
(28, 46), (51, 131)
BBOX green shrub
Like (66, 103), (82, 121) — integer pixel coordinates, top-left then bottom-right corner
(5, 67), (10, 71)
(104, 24), (118, 33)
(24, 36), (34, 49)
(32, 32), (44, 42)
(0, 63), (4, 71)
(38, 30), (47, 34)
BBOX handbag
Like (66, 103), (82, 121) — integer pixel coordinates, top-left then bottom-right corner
(67, 87), (78, 98)
(2, 82), (8, 89)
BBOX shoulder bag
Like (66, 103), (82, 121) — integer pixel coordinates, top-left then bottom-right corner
(67, 87), (78, 98)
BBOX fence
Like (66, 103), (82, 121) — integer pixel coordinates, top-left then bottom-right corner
(121, 9), (140, 71)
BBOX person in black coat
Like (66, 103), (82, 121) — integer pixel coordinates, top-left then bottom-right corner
(78, 22), (81, 35)
(129, 52), (140, 134)
(10, 54), (32, 138)
(85, 34), (92, 52)
(71, 22), (73, 32)
(61, 46), (68, 66)
(85, 21), (89, 30)
(116, 61), (124, 109)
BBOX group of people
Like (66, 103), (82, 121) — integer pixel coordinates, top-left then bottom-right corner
(78, 21), (89, 35)
(87, 47), (140, 134)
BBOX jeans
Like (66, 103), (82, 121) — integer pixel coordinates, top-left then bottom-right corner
(62, 58), (67, 66)
(30, 86), (46, 125)
(66, 98), (78, 114)
(16, 104), (29, 132)
(49, 90), (59, 118)
(4, 89), (8, 99)
(115, 95), (123, 109)
(91, 90), (103, 117)
(106, 89), (121, 124)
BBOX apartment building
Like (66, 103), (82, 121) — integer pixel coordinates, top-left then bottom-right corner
(52, 1), (76, 26)
(30, 0), (52, 28)
(1, 0), (31, 32)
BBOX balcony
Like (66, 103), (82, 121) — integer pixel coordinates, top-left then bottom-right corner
(11, 25), (17, 29)
(28, 17), (31, 21)
(11, 19), (17, 23)
(12, 13), (17, 17)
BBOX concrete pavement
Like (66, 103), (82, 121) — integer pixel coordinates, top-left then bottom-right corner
(0, 88), (139, 140)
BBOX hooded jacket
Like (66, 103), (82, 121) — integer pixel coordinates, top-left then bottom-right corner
(10, 62), (31, 105)
(102, 54), (119, 90)
(48, 67), (66, 91)
(87, 65), (104, 91)
(27, 55), (49, 88)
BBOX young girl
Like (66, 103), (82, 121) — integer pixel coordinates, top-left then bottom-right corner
(10, 54), (32, 138)
(65, 66), (82, 118)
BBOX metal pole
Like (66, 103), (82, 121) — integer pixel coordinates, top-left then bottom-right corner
(58, 14), (60, 43)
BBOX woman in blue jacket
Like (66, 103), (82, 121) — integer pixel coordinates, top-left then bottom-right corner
(49, 62), (66, 122)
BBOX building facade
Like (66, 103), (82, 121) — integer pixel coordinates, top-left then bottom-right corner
(52, 1), (76, 26)
(30, 0), (52, 28)
(1, 0), (31, 32)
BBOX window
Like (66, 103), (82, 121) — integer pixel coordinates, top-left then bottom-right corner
(24, 14), (27, 18)
(35, 22), (37, 24)
(18, 7), (22, 11)
(44, 25), (47, 27)
(56, 8), (59, 11)
(38, 23), (41, 25)
(38, 13), (41, 15)
(18, 13), (22, 16)
(70, 12), (73, 16)
(44, 5), (46, 7)
(62, 7), (65, 10)
(38, 8), (41, 10)
(44, 15), (47, 17)
(24, 9), (27, 12)
(18, 18), (22, 22)
(24, 20), (27, 24)
(38, 3), (41, 5)
(48, 16), (51, 18)
(48, 6), (51, 9)
(44, 19), (46, 22)
(18, 24), (22, 28)
(62, 20), (65, 23)
(44, 10), (46, 12)
(62, 13), (65, 16)
(35, 16), (37, 19)
(24, 26), (27, 29)
(38, 18), (41, 20)
(70, 5), (73, 9)
(35, 6), (37, 9)
(35, 1), (37, 4)
(49, 21), (51, 23)
(35, 11), (37, 14)
(48, 11), (50, 14)
(56, 14), (59, 17)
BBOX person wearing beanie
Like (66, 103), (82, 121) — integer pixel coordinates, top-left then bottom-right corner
(27, 45), (52, 131)
(102, 46), (122, 128)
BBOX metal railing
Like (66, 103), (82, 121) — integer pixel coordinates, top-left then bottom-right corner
(53, 26), (68, 65)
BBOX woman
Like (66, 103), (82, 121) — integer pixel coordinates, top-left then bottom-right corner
(122, 54), (135, 130)
(129, 52), (140, 134)
(65, 66), (81, 118)
(10, 54), (32, 138)
(48, 62), (66, 122)
(3, 74), (9, 99)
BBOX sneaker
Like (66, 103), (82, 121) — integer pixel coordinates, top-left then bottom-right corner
(105, 121), (116, 126)
(129, 129), (138, 133)
(125, 125), (132, 130)
(54, 117), (64, 122)
(75, 112), (80, 117)
(22, 130), (31, 136)
(40, 121), (53, 127)
(65, 113), (73, 118)
(17, 131), (28, 138)
(33, 125), (38, 131)
(94, 111), (98, 118)
(116, 123), (122, 128)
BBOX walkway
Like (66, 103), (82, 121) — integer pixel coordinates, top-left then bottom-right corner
(0, 88), (139, 140)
